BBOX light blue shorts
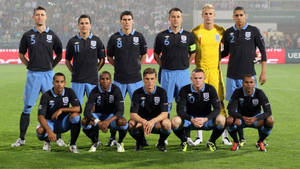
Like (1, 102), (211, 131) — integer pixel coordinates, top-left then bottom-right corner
(113, 80), (143, 100)
(71, 82), (96, 104)
(23, 70), (54, 113)
(161, 68), (190, 104)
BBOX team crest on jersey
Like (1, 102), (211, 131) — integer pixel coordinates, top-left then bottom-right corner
(49, 100), (55, 108)
(181, 35), (187, 43)
(91, 40), (97, 49)
(46, 35), (52, 43)
(252, 99), (259, 106)
(97, 96), (101, 104)
(133, 37), (139, 45)
(154, 97), (160, 105)
(109, 95), (114, 103)
(203, 92), (209, 101)
(239, 98), (244, 105)
(245, 32), (251, 40)
(215, 34), (220, 42)
(187, 94), (195, 103)
(62, 97), (69, 106)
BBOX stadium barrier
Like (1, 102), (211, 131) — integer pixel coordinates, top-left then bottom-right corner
(0, 48), (287, 64)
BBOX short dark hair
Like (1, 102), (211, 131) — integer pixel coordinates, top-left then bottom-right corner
(233, 6), (246, 14)
(192, 68), (204, 74)
(53, 72), (65, 81)
(169, 7), (182, 15)
(120, 11), (133, 20)
(99, 71), (112, 79)
(243, 74), (254, 81)
(78, 14), (92, 24)
(143, 68), (157, 78)
(33, 6), (46, 15)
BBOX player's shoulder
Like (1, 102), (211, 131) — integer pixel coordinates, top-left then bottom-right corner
(182, 30), (193, 36)
(214, 24), (225, 33)
(247, 25), (261, 33)
(133, 30), (144, 36)
(192, 24), (202, 33)
(156, 29), (169, 36)
(111, 84), (121, 92)
(181, 84), (191, 92)
(64, 87), (76, 95)
(156, 86), (167, 93)
(255, 88), (266, 96)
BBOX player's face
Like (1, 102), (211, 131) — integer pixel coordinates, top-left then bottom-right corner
(191, 72), (205, 90)
(233, 10), (246, 27)
(99, 73), (112, 91)
(168, 11), (182, 29)
(202, 8), (215, 25)
(143, 73), (157, 91)
(243, 76), (255, 96)
(32, 10), (47, 26)
(78, 18), (91, 35)
(120, 15), (134, 31)
(53, 76), (66, 94)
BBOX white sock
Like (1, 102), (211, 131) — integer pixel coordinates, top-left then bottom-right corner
(222, 129), (229, 140)
(197, 130), (203, 140)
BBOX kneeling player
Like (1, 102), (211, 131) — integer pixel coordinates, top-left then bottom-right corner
(227, 75), (274, 152)
(82, 71), (128, 152)
(36, 73), (81, 153)
(172, 68), (225, 152)
(129, 68), (171, 152)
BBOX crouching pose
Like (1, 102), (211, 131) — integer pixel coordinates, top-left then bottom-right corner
(82, 71), (128, 152)
(172, 68), (225, 152)
(227, 75), (274, 152)
(36, 73), (81, 153)
(129, 68), (171, 152)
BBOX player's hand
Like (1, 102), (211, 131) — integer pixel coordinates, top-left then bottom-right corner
(51, 109), (63, 120)
(198, 118), (208, 127)
(97, 121), (108, 133)
(247, 117), (257, 125)
(101, 120), (110, 131)
(259, 72), (266, 85)
(191, 118), (202, 128)
(144, 120), (155, 136)
(47, 131), (56, 142)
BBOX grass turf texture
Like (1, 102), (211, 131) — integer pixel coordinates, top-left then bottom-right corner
(0, 64), (299, 169)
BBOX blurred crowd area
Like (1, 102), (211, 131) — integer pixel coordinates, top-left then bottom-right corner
(1, 0), (300, 49)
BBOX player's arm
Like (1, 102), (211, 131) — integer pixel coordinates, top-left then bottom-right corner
(192, 31), (201, 68)
(106, 36), (115, 66)
(221, 31), (230, 58)
(256, 90), (272, 120)
(18, 33), (29, 66)
(254, 28), (267, 85)
(153, 34), (162, 66)
(18, 53), (29, 66)
(65, 40), (74, 72)
(206, 87), (221, 120)
(227, 90), (243, 118)
(51, 105), (80, 120)
(140, 34), (148, 64)
(52, 34), (63, 67)
(130, 91), (147, 124)
(177, 88), (191, 121)
(188, 33), (196, 63)
(97, 39), (106, 71)
(38, 94), (56, 141)
(107, 56), (115, 66)
(83, 90), (97, 120)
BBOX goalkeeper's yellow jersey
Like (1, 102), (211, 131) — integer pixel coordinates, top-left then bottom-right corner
(192, 24), (225, 69)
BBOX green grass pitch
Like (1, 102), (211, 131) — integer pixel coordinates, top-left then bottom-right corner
(0, 64), (299, 169)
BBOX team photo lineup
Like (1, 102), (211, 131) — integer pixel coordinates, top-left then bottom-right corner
(10, 3), (276, 155)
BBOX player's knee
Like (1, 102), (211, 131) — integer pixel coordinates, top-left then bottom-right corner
(128, 120), (136, 130)
(226, 117), (234, 126)
(117, 117), (127, 127)
(265, 116), (274, 127)
(171, 116), (182, 129)
(23, 105), (33, 114)
(216, 114), (226, 127)
(161, 119), (171, 130)
(36, 126), (45, 135)
(69, 114), (81, 124)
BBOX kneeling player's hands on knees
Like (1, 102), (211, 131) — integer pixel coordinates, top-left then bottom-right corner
(48, 131), (57, 142)
(97, 121), (108, 133)
(144, 121), (154, 136)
